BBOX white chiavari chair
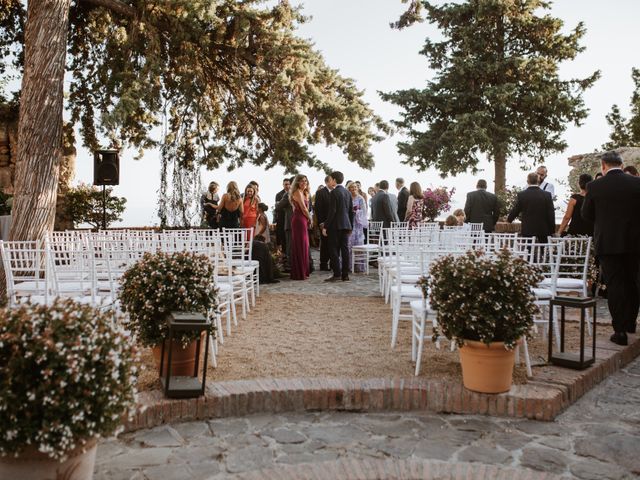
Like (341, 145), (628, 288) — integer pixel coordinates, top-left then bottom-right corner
(0, 240), (49, 306)
(351, 221), (383, 275)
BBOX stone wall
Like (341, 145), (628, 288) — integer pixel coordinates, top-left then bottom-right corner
(0, 118), (76, 230)
(567, 146), (640, 192)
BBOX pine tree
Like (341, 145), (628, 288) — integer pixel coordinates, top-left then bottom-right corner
(603, 68), (640, 150)
(0, 0), (388, 241)
(382, 0), (599, 193)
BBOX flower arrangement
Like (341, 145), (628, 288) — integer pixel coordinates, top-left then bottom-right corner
(422, 187), (455, 221)
(0, 299), (137, 460)
(119, 251), (218, 347)
(418, 249), (542, 349)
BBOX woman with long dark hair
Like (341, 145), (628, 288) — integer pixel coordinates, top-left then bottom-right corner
(289, 174), (311, 280)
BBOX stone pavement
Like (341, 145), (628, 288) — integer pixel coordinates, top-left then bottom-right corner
(95, 357), (640, 479)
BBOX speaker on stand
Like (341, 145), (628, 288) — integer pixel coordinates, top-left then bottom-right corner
(93, 149), (120, 230)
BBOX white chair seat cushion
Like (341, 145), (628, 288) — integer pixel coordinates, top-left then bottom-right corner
(13, 280), (47, 292)
(410, 299), (434, 314)
(390, 285), (424, 297)
(352, 244), (379, 252)
(532, 287), (553, 300)
(399, 274), (423, 284)
(229, 259), (259, 267)
(540, 278), (584, 289)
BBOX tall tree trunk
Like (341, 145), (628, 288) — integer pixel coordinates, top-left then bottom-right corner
(493, 150), (506, 194)
(9, 0), (71, 243)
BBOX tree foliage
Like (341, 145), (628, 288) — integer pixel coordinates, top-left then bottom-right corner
(382, 0), (599, 192)
(65, 183), (127, 229)
(603, 68), (640, 150)
(0, 0), (388, 233)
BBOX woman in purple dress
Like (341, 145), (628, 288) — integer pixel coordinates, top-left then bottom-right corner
(347, 182), (368, 272)
(289, 174), (311, 280)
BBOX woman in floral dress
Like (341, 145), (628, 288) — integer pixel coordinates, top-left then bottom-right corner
(347, 182), (368, 272)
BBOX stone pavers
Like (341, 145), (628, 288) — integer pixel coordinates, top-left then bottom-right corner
(95, 357), (640, 479)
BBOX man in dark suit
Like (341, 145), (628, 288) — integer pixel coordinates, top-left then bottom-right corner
(507, 172), (555, 242)
(370, 180), (399, 228)
(464, 179), (499, 233)
(396, 178), (409, 221)
(582, 151), (640, 345)
(274, 177), (291, 253)
(322, 171), (354, 282)
(274, 177), (294, 271)
(314, 175), (332, 271)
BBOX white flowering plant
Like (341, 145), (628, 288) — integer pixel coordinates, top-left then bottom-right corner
(0, 299), (137, 460)
(119, 251), (218, 347)
(419, 249), (542, 349)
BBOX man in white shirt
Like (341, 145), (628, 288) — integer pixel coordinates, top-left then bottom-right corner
(537, 166), (555, 196)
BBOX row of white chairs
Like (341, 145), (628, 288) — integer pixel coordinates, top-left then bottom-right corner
(374, 226), (592, 376)
(0, 228), (263, 369)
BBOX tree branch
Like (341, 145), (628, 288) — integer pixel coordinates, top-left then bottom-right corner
(81, 0), (136, 18)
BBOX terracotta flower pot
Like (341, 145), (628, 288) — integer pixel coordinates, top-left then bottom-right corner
(152, 338), (199, 377)
(0, 438), (97, 480)
(458, 340), (516, 394)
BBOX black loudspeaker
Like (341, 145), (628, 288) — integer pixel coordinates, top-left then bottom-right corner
(93, 149), (120, 185)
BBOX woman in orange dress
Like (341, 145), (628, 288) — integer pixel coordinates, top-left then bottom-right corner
(242, 184), (259, 232)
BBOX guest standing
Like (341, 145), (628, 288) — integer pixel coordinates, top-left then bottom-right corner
(275, 178), (291, 253)
(289, 174), (311, 280)
(242, 184), (259, 231)
(200, 181), (220, 229)
(347, 182), (367, 272)
(537, 165), (555, 197)
(453, 209), (465, 226)
(217, 182), (243, 229)
(582, 152), (640, 345)
(406, 182), (425, 228)
(255, 203), (271, 243)
(557, 174), (593, 236)
(463, 179), (499, 233)
(314, 176), (332, 271)
(322, 171), (354, 282)
(507, 173), (555, 243)
(370, 180), (399, 228)
(396, 178), (409, 222)
(275, 178), (294, 272)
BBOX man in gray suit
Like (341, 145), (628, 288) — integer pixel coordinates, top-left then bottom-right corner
(464, 179), (499, 233)
(371, 180), (399, 228)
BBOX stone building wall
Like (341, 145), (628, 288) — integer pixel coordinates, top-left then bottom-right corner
(567, 146), (640, 192)
(0, 118), (76, 230)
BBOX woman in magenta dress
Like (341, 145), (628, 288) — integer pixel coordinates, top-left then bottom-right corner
(289, 174), (311, 280)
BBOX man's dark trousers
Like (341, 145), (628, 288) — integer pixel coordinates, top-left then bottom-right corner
(599, 254), (640, 333)
(319, 233), (330, 269)
(329, 229), (350, 278)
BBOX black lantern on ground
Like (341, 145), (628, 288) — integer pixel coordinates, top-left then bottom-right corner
(159, 312), (211, 398)
(548, 296), (596, 370)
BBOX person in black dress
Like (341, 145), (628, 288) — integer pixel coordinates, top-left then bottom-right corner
(217, 181), (243, 229)
(558, 174), (593, 236)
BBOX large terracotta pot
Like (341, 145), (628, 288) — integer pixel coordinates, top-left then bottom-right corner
(0, 438), (97, 480)
(152, 337), (200, 377)
(458, 340), (515, 394)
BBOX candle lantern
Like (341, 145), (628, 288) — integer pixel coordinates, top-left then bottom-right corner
(548, 296), (596, 370)
(159, 312), (211, 398)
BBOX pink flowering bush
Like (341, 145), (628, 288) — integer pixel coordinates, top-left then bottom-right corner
(0, 299), (137, 460)
(119, 251), (218, 347)
(419, 249), (542, 349)
(422, 187), (455, 221)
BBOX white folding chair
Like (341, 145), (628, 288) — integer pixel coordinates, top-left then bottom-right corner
(351, 221), (382, 275)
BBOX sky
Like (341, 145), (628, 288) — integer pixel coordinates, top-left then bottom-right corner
(67, 0), (640, 226)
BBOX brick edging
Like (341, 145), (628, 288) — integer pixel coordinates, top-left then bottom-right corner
(227, 458), (563, 480)
(124, 336), (640, 432)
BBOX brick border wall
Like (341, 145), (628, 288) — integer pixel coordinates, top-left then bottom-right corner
(124, 336), (640, 432)
(229, 458), (562, 480)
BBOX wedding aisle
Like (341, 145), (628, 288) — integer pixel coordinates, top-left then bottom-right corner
(134, 265), (615, 389)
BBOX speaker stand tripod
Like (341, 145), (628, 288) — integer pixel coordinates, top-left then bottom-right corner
(102, 185), (107, 230)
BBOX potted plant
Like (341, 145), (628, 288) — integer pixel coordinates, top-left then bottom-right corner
(419, 249), (541, 393)
(119, 251), (218, 376)
(0, 299), (137, 480)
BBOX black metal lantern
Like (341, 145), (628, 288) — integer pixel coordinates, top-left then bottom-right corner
(159, 312), (211, 398)
(548, 296), (596, 370)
